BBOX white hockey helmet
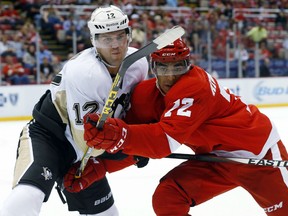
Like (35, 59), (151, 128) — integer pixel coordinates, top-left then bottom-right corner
(88, 5), (130, 35)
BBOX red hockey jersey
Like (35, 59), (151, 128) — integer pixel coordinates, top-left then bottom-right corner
(124, 66), (280, 159)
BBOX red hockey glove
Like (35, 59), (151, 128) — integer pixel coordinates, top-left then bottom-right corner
(84, 113), (130, 154)
(64, 157), (106, 193)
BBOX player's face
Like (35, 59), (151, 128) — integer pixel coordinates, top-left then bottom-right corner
(157, 74), (182, 94)
(155, 61), (186, 94)
(95, 30), (129, 67)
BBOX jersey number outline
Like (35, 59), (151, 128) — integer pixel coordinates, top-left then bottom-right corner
(164, 98), (193, 117)
(73, 101), (99, 125)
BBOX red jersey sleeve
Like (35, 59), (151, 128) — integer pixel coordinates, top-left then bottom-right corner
(101, 155), (137, 173)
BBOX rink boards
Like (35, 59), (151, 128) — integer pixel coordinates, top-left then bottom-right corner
(0, 77), (288, 121)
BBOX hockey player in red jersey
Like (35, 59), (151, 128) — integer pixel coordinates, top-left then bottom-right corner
(83, 38), (288, 215)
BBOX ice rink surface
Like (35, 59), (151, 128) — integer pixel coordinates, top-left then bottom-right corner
(0, 107), (287, 216)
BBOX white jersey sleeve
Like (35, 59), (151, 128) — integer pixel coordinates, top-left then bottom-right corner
(50, 47), (148, 160)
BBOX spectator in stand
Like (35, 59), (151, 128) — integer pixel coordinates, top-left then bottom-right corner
(0, 34), (16, 58)
(139, 12), (155, 41)
(80, 22), (91, 49)
(275, 10), (287, 30)
(257, 41), (272, 77)
(40, 56), (54, 83)
(51, 55), (64, 74)
(283, 33), (288, 59)
(0, 4), (23, 28)
(62, 15), (76, 32)
(152, 15), (167, 38)
(2, 54), (30, 85)
(41, 6), (63, 37)
(7, 34), (24, 61)
(62, 14), (86, 33)
(246, 22), (268, 44)
(25, 0), (43, 27)
(259, 41), (271, 60)
(206, 8), (218, 29)
(131, 22), (146, 48)
(187, 13), (203, 55)
(0, 33), (9, 56)
(223, 2), (233, 19)
(64, 24), (84, 51)
(22, 43), (37, 77)
(234, 43), (249, 77)
(58, 14), (86, 44)
(0, 5), (5, 24)
(19, 20), (42, 45)
(234, 9), (247, 34)
(38, 44), (53, 64)
(0, 5), (11, 24)
(260, 58), (271, 77)
(129, 13), (139, 27)
(215, 14), (229, 32)
(212, 29), (228, 59)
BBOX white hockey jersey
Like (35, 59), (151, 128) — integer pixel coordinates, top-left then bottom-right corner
(50, 47), (148, 160)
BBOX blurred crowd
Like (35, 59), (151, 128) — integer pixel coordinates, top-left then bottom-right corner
(1, 0), (288, 85)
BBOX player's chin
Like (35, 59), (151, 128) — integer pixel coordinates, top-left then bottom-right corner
(162, 86), (172, 94)
(112, 56), (124, 65)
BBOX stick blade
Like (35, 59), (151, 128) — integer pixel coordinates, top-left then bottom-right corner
(153, 26), (185, 49)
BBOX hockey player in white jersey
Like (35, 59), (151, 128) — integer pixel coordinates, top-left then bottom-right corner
(0, 5), (148, 216)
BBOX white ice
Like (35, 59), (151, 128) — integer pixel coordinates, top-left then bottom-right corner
(0, 107), (287, 216)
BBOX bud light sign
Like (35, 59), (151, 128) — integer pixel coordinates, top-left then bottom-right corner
(253, 81), (288, 102)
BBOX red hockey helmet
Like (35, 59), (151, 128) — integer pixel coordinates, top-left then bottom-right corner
(150, 38), (191, 76)
(151, 38), (190, 62)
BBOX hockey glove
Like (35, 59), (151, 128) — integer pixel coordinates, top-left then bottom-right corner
(64, 157), (106, 193)
(84, 113), (130, 154)
(134, 155), (150, 168)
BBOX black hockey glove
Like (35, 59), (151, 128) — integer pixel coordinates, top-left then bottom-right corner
(134, 155), (150, 168)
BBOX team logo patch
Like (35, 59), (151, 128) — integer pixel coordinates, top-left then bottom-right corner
(41, 167), (53, 180)
(9, 93), (18, 105)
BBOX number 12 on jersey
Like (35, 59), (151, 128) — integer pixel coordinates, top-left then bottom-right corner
(164, 98), (194, 117)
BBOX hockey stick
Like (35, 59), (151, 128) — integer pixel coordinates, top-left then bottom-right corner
(75, 26), (185, 178)
(167, 153), (288, 168)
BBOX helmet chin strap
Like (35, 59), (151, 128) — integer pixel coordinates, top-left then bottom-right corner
(155, 78), (166, 96)
(95, 53), (118, 68)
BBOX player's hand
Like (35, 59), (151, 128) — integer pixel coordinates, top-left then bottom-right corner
(63, 157), (106, 193)
(84, 113), (130, 154)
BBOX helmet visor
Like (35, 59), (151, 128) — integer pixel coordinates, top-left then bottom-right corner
(152, 61), (189, 76)
(94, 31), (129, 48)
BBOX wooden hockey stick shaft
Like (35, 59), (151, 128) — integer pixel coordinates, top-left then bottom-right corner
(167, 153), (288, 167)
(75, 26), (185, 178)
